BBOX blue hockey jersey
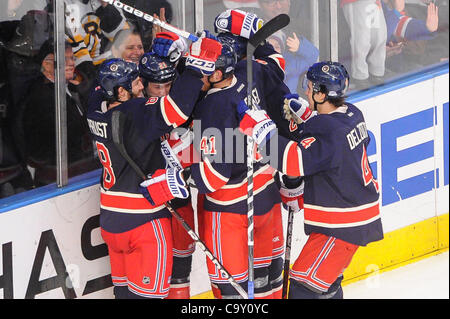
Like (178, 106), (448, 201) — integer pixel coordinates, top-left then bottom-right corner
(265, 103), (383, 246)
(86, 69), (203, 233)
(190, 74), (281, 215)
(234, 42), (304, 142)
(188, 42), (296, 215)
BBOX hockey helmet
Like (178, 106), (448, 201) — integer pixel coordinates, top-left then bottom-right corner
(303, 61), (350, 98)
(138, 52), (177, 85)
(217, 32), (247, 61)
(215, 41), (238, 79)
(97, 58), (139, 100)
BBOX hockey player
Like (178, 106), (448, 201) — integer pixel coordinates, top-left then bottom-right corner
(140, 12), (290, 299)
(87, 34), (222, 299)
(237, 61), (384, 299)
(138, 46), (196, 299)
(139, 52), (177, 98)
(214, 9), (308, 298)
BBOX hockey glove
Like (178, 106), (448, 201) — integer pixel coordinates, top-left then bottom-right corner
(279, 175), (304, 213)
(283, 93), (315, 124)
(185, 32), (222, 76)
(214, 9), (264, 39)
(237, 100), (277, 148)
(161, 129), (200, 169)
(139, 168), (189, 207)
(152, 31), (188, 63)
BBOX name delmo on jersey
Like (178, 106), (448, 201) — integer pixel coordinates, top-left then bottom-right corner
(87, 118), (108, 139)
(347, 122), (368, 150)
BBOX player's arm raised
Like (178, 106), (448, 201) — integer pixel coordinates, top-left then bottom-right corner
(236, 100), (334, 177)
(137, 33), (222, 138)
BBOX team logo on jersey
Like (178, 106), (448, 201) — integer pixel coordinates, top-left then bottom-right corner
(141, 56), (148, 64)
(110, 63), (119, 72)
(142, 276), (151, 285)
(146, 97), (158, 105)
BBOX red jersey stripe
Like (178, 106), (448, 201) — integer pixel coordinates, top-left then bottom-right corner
(199, 158), (230, 192)
(206, 167), (275, 203)
(100, 189), (165, 213)
(283, 141), (302, 177)
(161, 95), (188, 128)
(304, 201), (380, 228)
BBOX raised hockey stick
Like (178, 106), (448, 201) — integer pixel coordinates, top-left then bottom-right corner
(245, 13), (290, 300)
(100, 0), (199, 42)
(282, 206), (294, 299)
(110, 110), (249, 299)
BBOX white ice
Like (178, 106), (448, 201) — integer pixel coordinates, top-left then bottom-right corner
(343, 251), (449, 299)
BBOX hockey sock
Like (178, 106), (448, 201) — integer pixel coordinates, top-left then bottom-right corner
(321, 275), (344, 299)
(113, 286), (129, 299)
(167, 278), (191, 299)
(269, 257), (284, 299)
(215, 282), (247, 299)
(168, 255), (192, 299)
(288, 279), (323, 299)
(211, 283), (222, 299)
(254, 267), (272, 299)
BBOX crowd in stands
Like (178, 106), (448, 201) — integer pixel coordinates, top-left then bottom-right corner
(0, 0), (448, 199)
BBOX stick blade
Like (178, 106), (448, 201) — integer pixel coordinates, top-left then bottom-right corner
(248, 14), (290, 47)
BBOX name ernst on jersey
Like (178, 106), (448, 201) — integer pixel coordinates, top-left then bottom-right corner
(88, 118), (108, 139)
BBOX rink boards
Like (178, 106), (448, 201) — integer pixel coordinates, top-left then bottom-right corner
(0, 65), (448, 299)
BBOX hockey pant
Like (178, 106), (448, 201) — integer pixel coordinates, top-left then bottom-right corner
(202, 203), (284, 299)
(168, 203), (196, 299)
(101, 218), (173, 299)
(288, 232), (359, 299)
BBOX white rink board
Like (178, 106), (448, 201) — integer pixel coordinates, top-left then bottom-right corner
(0, 185), (113, 299)
(0, 72), (448, 298)
(354, 73), (449, 233)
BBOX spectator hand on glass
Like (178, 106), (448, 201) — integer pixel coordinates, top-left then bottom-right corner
(426, 2), (439, 32)
(152, 7), (168, 40)
(286, 32), (300, 53)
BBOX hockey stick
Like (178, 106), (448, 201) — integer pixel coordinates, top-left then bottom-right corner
(110, 110), (249, 299)
(100, 0), (199, 42)
(245, 13), (290, 300)
(282, 206), (294, 299)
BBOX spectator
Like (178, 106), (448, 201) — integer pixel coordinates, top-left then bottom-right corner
(3, 9), (52, 108)
(109, 28), (145, 64)
(383, 0), (439, 74)
(403, 0), (448, 66)
(268, 29), (319, 93)
(121, 0), (174, 52)
(18, 41), (99, 187)
(383, 0), (443, 74)
(64, 0), (130, 67)
(256, 0), (312, 39)
(255, 0), (318, 91)
(63, 0), (131, 107)
(341, 0), (388, 89)
(0, 46), (34, 198)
